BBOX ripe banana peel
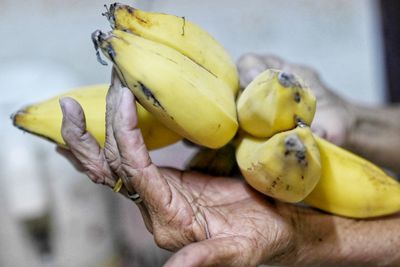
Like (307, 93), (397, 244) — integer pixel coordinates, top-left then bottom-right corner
(104, 3), (240, 95)
(304, 137), (400, 218)
(236, 127), (400, 217)
(237, 69), (316, 138)
(236, 67), (400, 218)
(93, 29), (238, 149)
(12, 84), (182, 150)
(236, 126), (321, 203)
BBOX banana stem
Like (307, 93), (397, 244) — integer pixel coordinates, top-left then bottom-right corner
(91, 30), (116, 66)
(102, 4), (116, 29)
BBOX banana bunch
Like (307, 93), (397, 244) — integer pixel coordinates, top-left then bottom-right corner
(92, 28), (238, 149)
(235, 68), (400, 218)
(12, 84), (182, 150)
(13, 4), (239, 150)
(236, 69), (321, 203)
(94, 3), (239, 149)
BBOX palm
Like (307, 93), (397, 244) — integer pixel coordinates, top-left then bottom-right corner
(59, 71), (296, 266)
(155, 167), (293, 266)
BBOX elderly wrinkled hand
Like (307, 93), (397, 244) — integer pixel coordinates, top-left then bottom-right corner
(57, 70), (301, 266)
(237, 53), (354, 146)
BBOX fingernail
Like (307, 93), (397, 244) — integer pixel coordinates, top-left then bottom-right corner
(59, 97), (67, 115)
(59, 97), (75, 117)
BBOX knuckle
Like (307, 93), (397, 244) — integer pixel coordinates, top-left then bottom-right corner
(261, 54), (284, 68)
(237, 53), (262, 68)
(84, 159), (108, 184)
(290, 63), (320, 81)
(78, 130), (92, 143)
(104, 146), (120, 169)
(61, 127), (74, 142)
(121, 163), (134, 179)
(86, 171), (104, 184)
(153, 230), (176, 250)
(61, 124), (87, 145)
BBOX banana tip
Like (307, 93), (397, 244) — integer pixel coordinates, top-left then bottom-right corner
(10, 108), (27, 127)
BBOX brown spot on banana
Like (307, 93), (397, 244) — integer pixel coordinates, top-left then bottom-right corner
(284, 134), (308, 166)
(137, 82), (164, 109)
(278, 73), (303, 103)
(278, 72), (302, 88)
(135, 14), (150, 26)
(181, 16), (186, 36)
(294, 91), (301, 103)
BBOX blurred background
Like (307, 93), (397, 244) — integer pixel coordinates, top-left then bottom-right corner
(0, 0), (397, 266)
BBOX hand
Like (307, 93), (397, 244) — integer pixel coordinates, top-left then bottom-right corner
(58, 70), (300, 266)
(237, 53), (355, 146)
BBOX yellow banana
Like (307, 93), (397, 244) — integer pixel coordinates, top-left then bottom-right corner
(236, 66), (400, 218)
(93, 29), (238, 149)
(304, 137), (400, 218)
(12, 84), (182, 150)
(237, 69), (316, 138)
(104, 3), (239, 95)
(236, 126), (321, 203)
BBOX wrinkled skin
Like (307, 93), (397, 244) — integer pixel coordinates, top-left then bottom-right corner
(58, 70), (299, 267)
(56, 56), (400, 267)
(237, 53), (354, 146)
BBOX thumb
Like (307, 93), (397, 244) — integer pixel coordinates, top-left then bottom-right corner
(311, 108), (348, 146)
(237, 54), (285, 88)
(164, 237), (256, 267)
(237, 54), (268, 88)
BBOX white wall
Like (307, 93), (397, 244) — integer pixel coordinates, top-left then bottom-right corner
(149, 0), (385, 104)
(0, 0), (385, 105)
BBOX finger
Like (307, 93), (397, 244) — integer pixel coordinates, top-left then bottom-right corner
(104, 69), (125, 186)
(312, 109), (347, 146)
(310, 125), (327, 139)
(111, 86), (172, 209)
(237, 53), (268, 88)
(164, 237), (252, 267)
(237, 53), (284, 88)
(60, 97), (115, 187)
(55, 146), (86, 172)
(281, 63), (335, 104)
(260, 54), (284, 69)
